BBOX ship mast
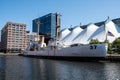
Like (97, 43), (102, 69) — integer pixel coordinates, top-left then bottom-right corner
(36, 19), (41, 42)
(55, 12), (61, 46)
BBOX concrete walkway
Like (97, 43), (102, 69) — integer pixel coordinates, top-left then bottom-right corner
(0, 53), (20, 56)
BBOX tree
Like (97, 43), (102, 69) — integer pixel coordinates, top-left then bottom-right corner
(112, 38), (120, 53)
(90, 39), (99, 44)
(90, 39), (112, 53)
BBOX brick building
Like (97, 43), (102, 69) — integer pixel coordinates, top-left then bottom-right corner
(1, 22), (26, 53)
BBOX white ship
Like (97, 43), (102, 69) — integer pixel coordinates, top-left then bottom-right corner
(23, 39), (108, 58)
(22, 18), (111, 58)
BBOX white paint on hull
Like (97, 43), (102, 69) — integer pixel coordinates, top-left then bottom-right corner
(23, 44), (107, 57)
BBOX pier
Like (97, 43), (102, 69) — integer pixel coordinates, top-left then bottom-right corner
(104, 54), (120, 61)
(0, 53), (20, 56)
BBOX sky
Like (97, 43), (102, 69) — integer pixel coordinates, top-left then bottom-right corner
(0, 0), (120, 32)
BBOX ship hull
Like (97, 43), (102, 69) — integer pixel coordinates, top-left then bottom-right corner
(23, 44), (107, 58)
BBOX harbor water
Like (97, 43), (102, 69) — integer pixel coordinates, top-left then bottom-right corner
(0, 56), (120, 80)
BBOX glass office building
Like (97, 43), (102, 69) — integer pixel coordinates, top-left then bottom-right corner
(32, 13), (61, 44)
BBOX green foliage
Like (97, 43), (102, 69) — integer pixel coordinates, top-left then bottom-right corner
(107, 43), (112, 52)
(89, 38), (120, 54)
(112, 38), (120, 53)
(90, 39), (99, 44)
(90, 39), (105, 44)
(90, 39), (112, 52)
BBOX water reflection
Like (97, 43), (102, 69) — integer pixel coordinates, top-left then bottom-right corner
(0, 57), (5, 80)
(5, 56), (33, 80)
(104, 63), (120, 80)
(0, 56), (120, 80)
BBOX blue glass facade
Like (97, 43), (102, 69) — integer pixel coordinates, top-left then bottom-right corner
(32, 13), (57, 39)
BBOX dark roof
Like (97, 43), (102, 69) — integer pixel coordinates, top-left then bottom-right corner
(80, 18), (120, 29)
(112, 18), (120, 25)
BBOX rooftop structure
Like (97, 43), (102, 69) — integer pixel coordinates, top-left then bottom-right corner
(81, 18), (120, 29)
(58, 18), (120, 46)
